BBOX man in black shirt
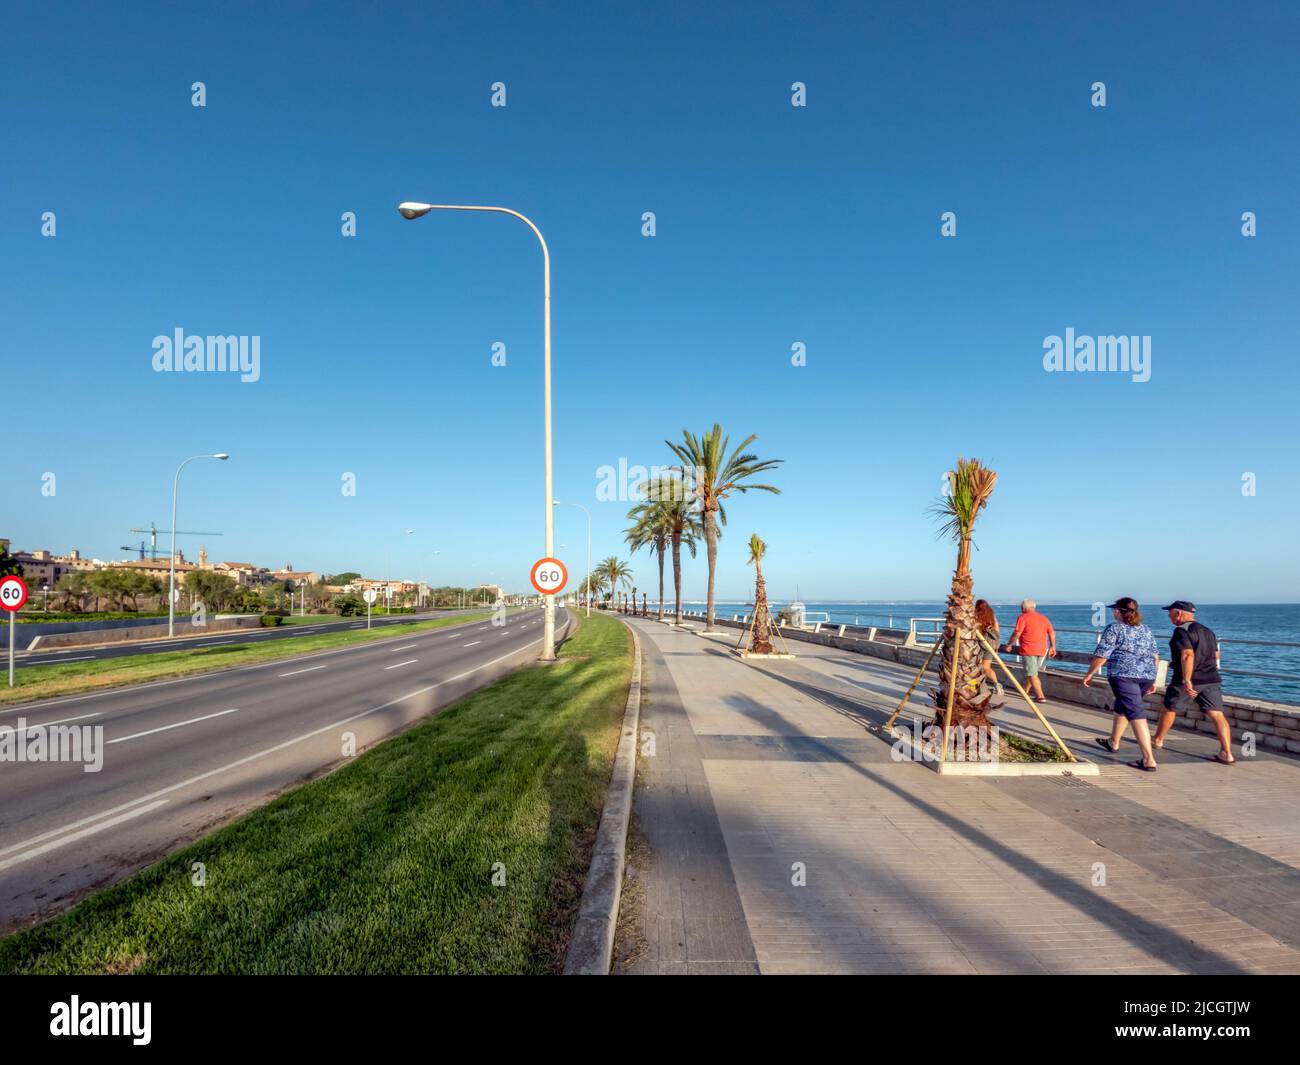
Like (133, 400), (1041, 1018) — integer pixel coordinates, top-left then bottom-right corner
(1154, 601), (1234, 764)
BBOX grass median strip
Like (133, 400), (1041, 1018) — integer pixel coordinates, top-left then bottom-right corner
(0, 612), (501, 709)
(0, 611), (631, 974)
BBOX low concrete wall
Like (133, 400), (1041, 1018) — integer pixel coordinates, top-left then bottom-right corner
(674, 613), (1300, 756)
(28, 615), (265, 650)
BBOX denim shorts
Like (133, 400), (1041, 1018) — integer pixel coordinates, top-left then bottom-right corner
(1109, 676), (1151, 721)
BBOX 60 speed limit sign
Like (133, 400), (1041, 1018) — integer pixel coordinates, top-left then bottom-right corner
(0, 576), (27, 612)
(530, 558), (568, 595)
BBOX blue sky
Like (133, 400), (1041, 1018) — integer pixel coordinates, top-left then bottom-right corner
(2, 1), (1297, 603)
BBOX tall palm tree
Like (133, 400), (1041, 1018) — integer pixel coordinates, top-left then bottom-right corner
(745, 533), (775, 654)
(597, 556), (633, 611)
(626, 490), (671, 621)
(667, 425), (782, 632)
(929, 457), (999, 730)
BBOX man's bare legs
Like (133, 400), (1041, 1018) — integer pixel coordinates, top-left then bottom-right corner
(1154, 709), (1234, 762)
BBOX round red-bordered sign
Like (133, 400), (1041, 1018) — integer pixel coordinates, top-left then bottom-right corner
(530, 557), (568, 595)
(0, 575), (28, 612)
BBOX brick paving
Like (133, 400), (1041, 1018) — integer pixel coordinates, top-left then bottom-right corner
(613, 616), (1300, 975)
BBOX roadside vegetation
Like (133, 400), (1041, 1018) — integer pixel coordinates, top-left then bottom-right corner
(0, 612), (632, 975)
(0, 611), (501, 708)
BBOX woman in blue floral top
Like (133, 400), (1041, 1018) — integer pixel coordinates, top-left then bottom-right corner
(1083, 597), (1161, 771)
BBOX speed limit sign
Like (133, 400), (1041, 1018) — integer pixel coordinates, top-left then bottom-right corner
(2, 576), (26, 688)
(0, 576), (27, 612)
(530, 557), (568, 595)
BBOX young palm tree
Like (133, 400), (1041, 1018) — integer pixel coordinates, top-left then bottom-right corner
(597, 556), (633, 611)
(666, 425), (782, 632)
(929, 457), (999, 730)
(745, 533), (775, 654)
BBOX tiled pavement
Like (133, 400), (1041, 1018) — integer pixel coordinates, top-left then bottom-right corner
(613, 616), (1300, 975)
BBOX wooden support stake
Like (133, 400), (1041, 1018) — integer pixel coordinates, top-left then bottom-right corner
(940, 630), (960, 762)
(884, 636), (943, 732)
(976, 631), (1076, 762)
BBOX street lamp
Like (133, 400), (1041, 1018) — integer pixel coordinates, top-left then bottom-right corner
(554, 500), (591, 617)
(168, 452), (229, 637)
(398, 200), (557, 662)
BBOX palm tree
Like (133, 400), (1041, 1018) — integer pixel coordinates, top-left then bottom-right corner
(929, 457), (999, 730)
(597, 556), (633, 611)
(580, 571), (607, 606)
(667, 425), (782, 632)
(629, 476), (703, 624)
(745, 533), (775, 654)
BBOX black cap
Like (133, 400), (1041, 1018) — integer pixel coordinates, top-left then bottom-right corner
(1105, 597), (1139, 611)
(1162, 600), (1196, 612)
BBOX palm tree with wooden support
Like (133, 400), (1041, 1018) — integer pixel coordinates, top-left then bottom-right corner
(883, 457), (1078, 764)
(666, 425), (781, 633)
(737, 533), (794, 658)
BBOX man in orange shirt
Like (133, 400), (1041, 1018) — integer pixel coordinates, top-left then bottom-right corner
(1002, 599), (1057, 702)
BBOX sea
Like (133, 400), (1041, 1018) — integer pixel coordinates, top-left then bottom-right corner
(677, 600), (1300, 706)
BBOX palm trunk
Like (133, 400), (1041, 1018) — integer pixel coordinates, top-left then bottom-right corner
(704, 509), (718, 630)
(751, 560), (774, 654)
(932, 534), (990, 732)
(671, 532), (683, 624)
(657, 544), (665, 619)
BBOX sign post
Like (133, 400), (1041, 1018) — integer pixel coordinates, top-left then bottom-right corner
(363, 587), (377, 630)
(1, 576), (29, 688)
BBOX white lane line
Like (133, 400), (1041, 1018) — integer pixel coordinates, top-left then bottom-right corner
(390, 644), (418, 652)
(384, 659), (419, 670)
(0, 801), (169, 873)
(107, 708), (240, 745)
(27, 655), (98, 665)
(278, 665), (327, 678)
(463, 641), (481, 647)
(0, 712), (103, 732)
(446, 633), (463, 638)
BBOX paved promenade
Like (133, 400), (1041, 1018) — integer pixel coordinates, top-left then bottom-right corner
(613, 615), (1300, 975)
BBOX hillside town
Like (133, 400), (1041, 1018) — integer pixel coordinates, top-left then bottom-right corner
(0, 537), (501, 613)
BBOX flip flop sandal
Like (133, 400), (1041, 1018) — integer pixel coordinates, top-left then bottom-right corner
(1211, 753), (1236, 765)
(1128, 760), (1157, 772)
(1095, 738), (1119, 753)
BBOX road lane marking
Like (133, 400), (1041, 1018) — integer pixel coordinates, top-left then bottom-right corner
(278, 665), (327, 678)
(107, 708), (240, 745)
(27, 655), (98, 665)
(463, 641), (481, 647)
(0, 801), (170, 872)
(384, 659), (418, 670)
(390, 644), (418, 651)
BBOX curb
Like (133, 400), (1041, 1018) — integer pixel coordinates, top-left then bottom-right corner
(563, 617), (643, 975)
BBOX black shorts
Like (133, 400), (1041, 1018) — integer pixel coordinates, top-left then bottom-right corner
(1163, 682), (1225, 714)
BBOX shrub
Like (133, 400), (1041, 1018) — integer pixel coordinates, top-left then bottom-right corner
(259, 613), (284, 627)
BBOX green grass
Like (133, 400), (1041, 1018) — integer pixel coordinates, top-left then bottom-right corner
(1, 612), (497, 708)
(0, 612), (631, 974)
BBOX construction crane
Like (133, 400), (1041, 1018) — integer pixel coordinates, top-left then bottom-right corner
(128, 522), (223, 560)
(120, 540), (150, 560)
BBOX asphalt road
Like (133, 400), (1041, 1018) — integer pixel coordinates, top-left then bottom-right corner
(14, 607), (498, 664)
(0, 605), (568, 932)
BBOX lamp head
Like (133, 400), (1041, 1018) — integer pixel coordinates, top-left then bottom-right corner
(213, 453), (230, 460)
(397, 202), (434, 220)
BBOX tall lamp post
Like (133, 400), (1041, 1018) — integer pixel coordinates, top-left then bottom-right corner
(398, 200), (557, 662)
(168, 452), (229, 637)
(553, 500), (590, 617)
